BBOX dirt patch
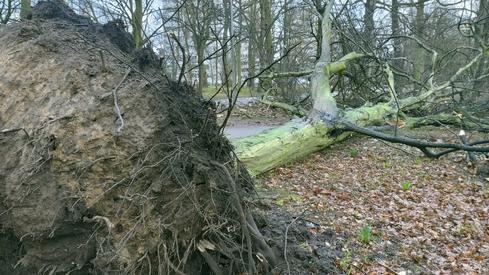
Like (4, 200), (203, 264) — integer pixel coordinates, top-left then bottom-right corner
(255, 207), (343, 274)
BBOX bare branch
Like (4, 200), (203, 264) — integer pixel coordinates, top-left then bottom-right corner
(340, 120), (489, 158)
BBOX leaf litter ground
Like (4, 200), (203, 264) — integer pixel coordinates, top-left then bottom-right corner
(256, 127), (489, 274)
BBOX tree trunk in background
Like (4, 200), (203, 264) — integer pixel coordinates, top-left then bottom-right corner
(279, 0), (293, 96)
(182, 5), (192, 83)
(413, 0), (425, 82)
(225, 0), (243, 92)
(132, 0), (143, 48)
(20, 0), (32, 19)
(223, 0), (232, 88)
(391, 0), (401, 92)
(364, 0), (375, 45)
(282, 0), (291, 58)
(235, 0), (243, 86)
(363, 0), (375, 77)
(258, 0), (274, 93)
(314, 0), (322, 60)
(247, 0), (257, 89)
(214, 22), (220, 86)
(214, 19), (220, 87)
(260, 0), (273, 67)
(196, 42), (207, 95)
(473, 0), (489, 99)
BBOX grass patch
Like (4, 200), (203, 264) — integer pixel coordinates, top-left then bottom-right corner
(349, 148), (359, 158)
(359, 224), (372, 244)
(401, 181), (413, 191)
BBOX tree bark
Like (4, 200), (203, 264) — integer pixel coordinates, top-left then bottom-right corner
(247, 0), (258, 89)
(473, 0), (489, 98)
(196, 43), (206, 95)
(132, 0), (143, 48)
(235, 0), (243, 86)
(259, 0), (274, 67)
(413, 0), (426, 81)
(20, 0), (32, 20)
(391, 0), (401, 91)
(310, 0), (337, 117)
(314, 0), (323, 60)
(364, 0), (375, 44)
(258, 0), (274, 93)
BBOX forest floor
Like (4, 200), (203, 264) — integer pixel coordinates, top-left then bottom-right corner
(226, 102), (489, 274)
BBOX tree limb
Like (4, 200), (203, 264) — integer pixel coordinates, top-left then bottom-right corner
(339, 120), (489, 158)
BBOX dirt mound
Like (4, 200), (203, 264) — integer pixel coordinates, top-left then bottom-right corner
(0, 2), (260, 274)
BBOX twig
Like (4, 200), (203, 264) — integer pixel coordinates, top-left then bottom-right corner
(375, 260), (398, 274)
(84, 215), (115, 232)
(209, 160), (256, 275)
(145, 1), (187, 45)
(99, 50), (107, 72)
(168, 33), (186, 85)
(0, 127), (30, 138)
(384, 64), (401, 137)
(220, 42), (301, 132)
(284, 212), (305, 275)
(113, 69), (131, 134)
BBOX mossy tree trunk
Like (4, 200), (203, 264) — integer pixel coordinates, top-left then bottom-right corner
(20, 0), (32, 20)
(132, 0), (143, 48)
(232, 94), (430, 176)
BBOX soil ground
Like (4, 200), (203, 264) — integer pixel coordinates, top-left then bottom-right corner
(226, 102), (489, 274)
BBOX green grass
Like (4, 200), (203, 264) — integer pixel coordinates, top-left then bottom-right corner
(349, 148), (359, 158)
(401, 181), (412, 191)
(359, 224), (372, 244)
(202, 85), (260, 100)
(414, 157), (424, 165)
(382, 160), (393, 169)
(339, 250), (352, 272)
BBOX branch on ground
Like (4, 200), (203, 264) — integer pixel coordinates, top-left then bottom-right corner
(339, 120), (489, 158)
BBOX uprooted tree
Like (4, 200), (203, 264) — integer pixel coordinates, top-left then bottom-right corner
(0, 2), (285, 274)
(232, 0), (489, 176)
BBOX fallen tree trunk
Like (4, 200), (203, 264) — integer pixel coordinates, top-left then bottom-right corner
(232, 99), (489, 176)
(233, 100), (398, 176)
